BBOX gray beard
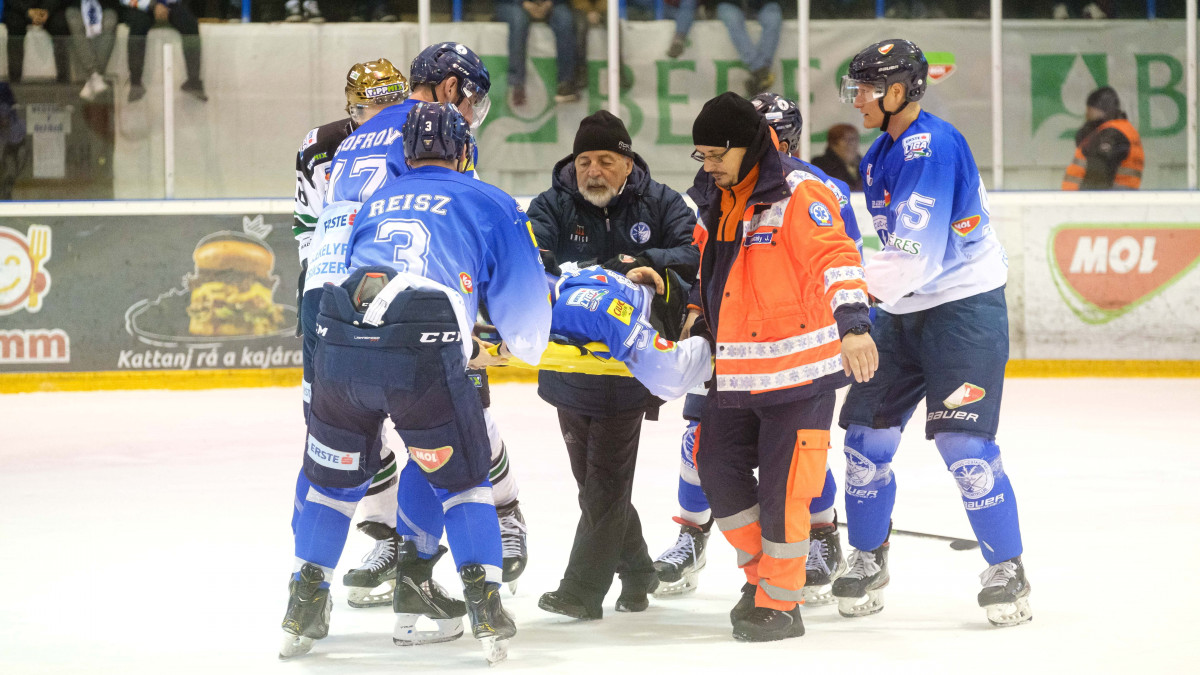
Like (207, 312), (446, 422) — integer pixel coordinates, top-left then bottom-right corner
(580, 182), (618, 208)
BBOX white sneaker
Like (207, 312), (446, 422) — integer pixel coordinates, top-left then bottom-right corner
(80, 73), (108, 101)
(1082, 2), (1107, 18)
(1052, 3), (1069, 19)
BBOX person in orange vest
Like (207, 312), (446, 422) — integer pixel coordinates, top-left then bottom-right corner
(685, 92), (877, 642)
(1062, 86), (1144, 190)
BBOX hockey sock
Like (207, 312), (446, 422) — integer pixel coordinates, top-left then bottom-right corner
(677, 420), (711, 523)
(810, 465), (837, 523)
(843, 424), (902, 552)
(934, 433), (1023, 564)
(395, 461), (445, 558)
(356, 445), (399, 528)
(489, 443), (518, 508)
(292, 471), (370, 584)
(437, 480), (503, 583)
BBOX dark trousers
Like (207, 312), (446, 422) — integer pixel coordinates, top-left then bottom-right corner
(555, 409), (655, 609)
(3, 8), (71, 83)
(122, 5), (202, 86)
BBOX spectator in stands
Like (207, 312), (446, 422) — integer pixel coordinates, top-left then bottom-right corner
(66, 0), (118, 101)
(348, 0), (397, 21)
(715, 0), (781, 96)
(496, 0), (579, 105)
(284, 0), (325, 21)
(120, 0), (207, 103)
(811, 123), (863, 191)
(622, 0), (701, 59)
(1062, 86), (1143, 191)
(1052, 1), (1111, 18)
(3, 1), (73, 84)
(570, 0), (636, 93)
(0, 83), (28, 199)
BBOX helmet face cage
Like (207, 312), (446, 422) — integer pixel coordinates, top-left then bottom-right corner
(750, 93), (803, 150)
(839, 77), (886, 105)
(402, 102), (472, 167)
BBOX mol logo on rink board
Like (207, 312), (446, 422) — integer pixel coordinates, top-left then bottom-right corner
(1049, 224), (1200, 324)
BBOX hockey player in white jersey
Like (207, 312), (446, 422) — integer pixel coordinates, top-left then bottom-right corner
(834, 39), (1030, 627)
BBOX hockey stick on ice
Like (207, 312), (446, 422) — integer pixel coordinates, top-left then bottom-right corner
(837, 522), (980, 551)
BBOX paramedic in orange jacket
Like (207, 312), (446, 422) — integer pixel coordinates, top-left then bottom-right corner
(686, 92), (877, 642)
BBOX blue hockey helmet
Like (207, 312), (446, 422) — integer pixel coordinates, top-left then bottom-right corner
(409, 42), (492, 130)
(402, 102), (473, 168)
(750, 92), (803, 152)
(840, 39), (928, 105)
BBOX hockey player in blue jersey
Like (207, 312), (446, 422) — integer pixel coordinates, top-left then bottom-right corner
(547, 262), (712, 401)
(281, 102), (549, 664)
(652, 93), (857, 605)
(833, 39), (1030, 627)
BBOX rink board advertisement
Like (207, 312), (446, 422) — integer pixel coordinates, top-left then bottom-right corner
(0, 213), (302, 374)
(1021, 201), (1200, 360)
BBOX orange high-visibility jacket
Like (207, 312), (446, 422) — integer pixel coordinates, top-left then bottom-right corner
(1062, 118), (1144, 190)
(693, 153), (870, 408)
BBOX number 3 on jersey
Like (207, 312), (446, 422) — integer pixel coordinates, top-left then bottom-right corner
(374, 218), (431, 274)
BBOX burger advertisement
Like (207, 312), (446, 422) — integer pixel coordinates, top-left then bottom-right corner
(0, 213), (302, 377)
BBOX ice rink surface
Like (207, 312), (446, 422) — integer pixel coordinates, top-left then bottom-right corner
(2, 377), (1199, 674)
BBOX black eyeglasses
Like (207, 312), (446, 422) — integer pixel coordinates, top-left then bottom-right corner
(691, 142), (732, 163)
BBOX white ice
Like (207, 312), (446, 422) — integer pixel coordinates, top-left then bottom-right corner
(2, 378), (1198, 674)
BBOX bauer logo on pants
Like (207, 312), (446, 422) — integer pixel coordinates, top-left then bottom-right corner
(944, 382), (985, 409)
(411, 445), (454, 472)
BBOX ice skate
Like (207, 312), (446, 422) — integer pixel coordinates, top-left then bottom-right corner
(279, 563), (332, 659)
(538, 589), (602, 620)
(343, 523), (398, 608)
(652, 518), (709, 597)
(392, 542), (467, 646)
(461, 563), (516, 665)
(804, 520), (847, 606)
(832, 541), (889, 618)
(978, 556), (1032, 627)
(732, 606), (804, 642)
(497, 500), (528, 593)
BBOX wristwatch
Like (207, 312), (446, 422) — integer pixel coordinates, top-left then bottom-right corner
(846, 325), (871, 336)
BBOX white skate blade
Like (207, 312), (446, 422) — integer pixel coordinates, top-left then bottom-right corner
(278, 633), (315, 659)
(652, 570), (699, 597)
(802, 583), (836, 607)
(392, 614), (464, 646)
(346, 579), (395, 608)
(507, 579), (518, 595)
(984, 596), (1033, 627)
(836, 588), (885, 617)
(480, 636), (509, 665)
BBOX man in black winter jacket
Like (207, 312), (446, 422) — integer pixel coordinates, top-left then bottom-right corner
(529, 110), (699, 620)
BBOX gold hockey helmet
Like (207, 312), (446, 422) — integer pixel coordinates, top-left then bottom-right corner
(345, 58), (410, 122)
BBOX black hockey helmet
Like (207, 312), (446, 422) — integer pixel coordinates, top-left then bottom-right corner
(841, 39), (929, 105)
(750, 92), (803, 152)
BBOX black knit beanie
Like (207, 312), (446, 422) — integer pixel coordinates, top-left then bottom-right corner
(692, 92), (762, 148)
(573, 110), (634, 157)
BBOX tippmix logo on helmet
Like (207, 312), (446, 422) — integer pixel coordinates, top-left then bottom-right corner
(750, 92), (803, 151)
(345, 58), (410, 124)
(409, 43), (492, 131)
(840, 39), (928, 106)
(402, 102), (473, 170)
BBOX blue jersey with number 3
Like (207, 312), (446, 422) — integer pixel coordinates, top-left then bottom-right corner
(860, 110), (1007, 313)
(345, 165), (550, 365)
(326, 99), (418, 204)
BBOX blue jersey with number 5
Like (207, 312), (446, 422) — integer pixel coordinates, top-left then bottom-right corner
(326, 99), (418, 204)
(860, 110), (1006, 313)
(345, 165), (550, 365)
